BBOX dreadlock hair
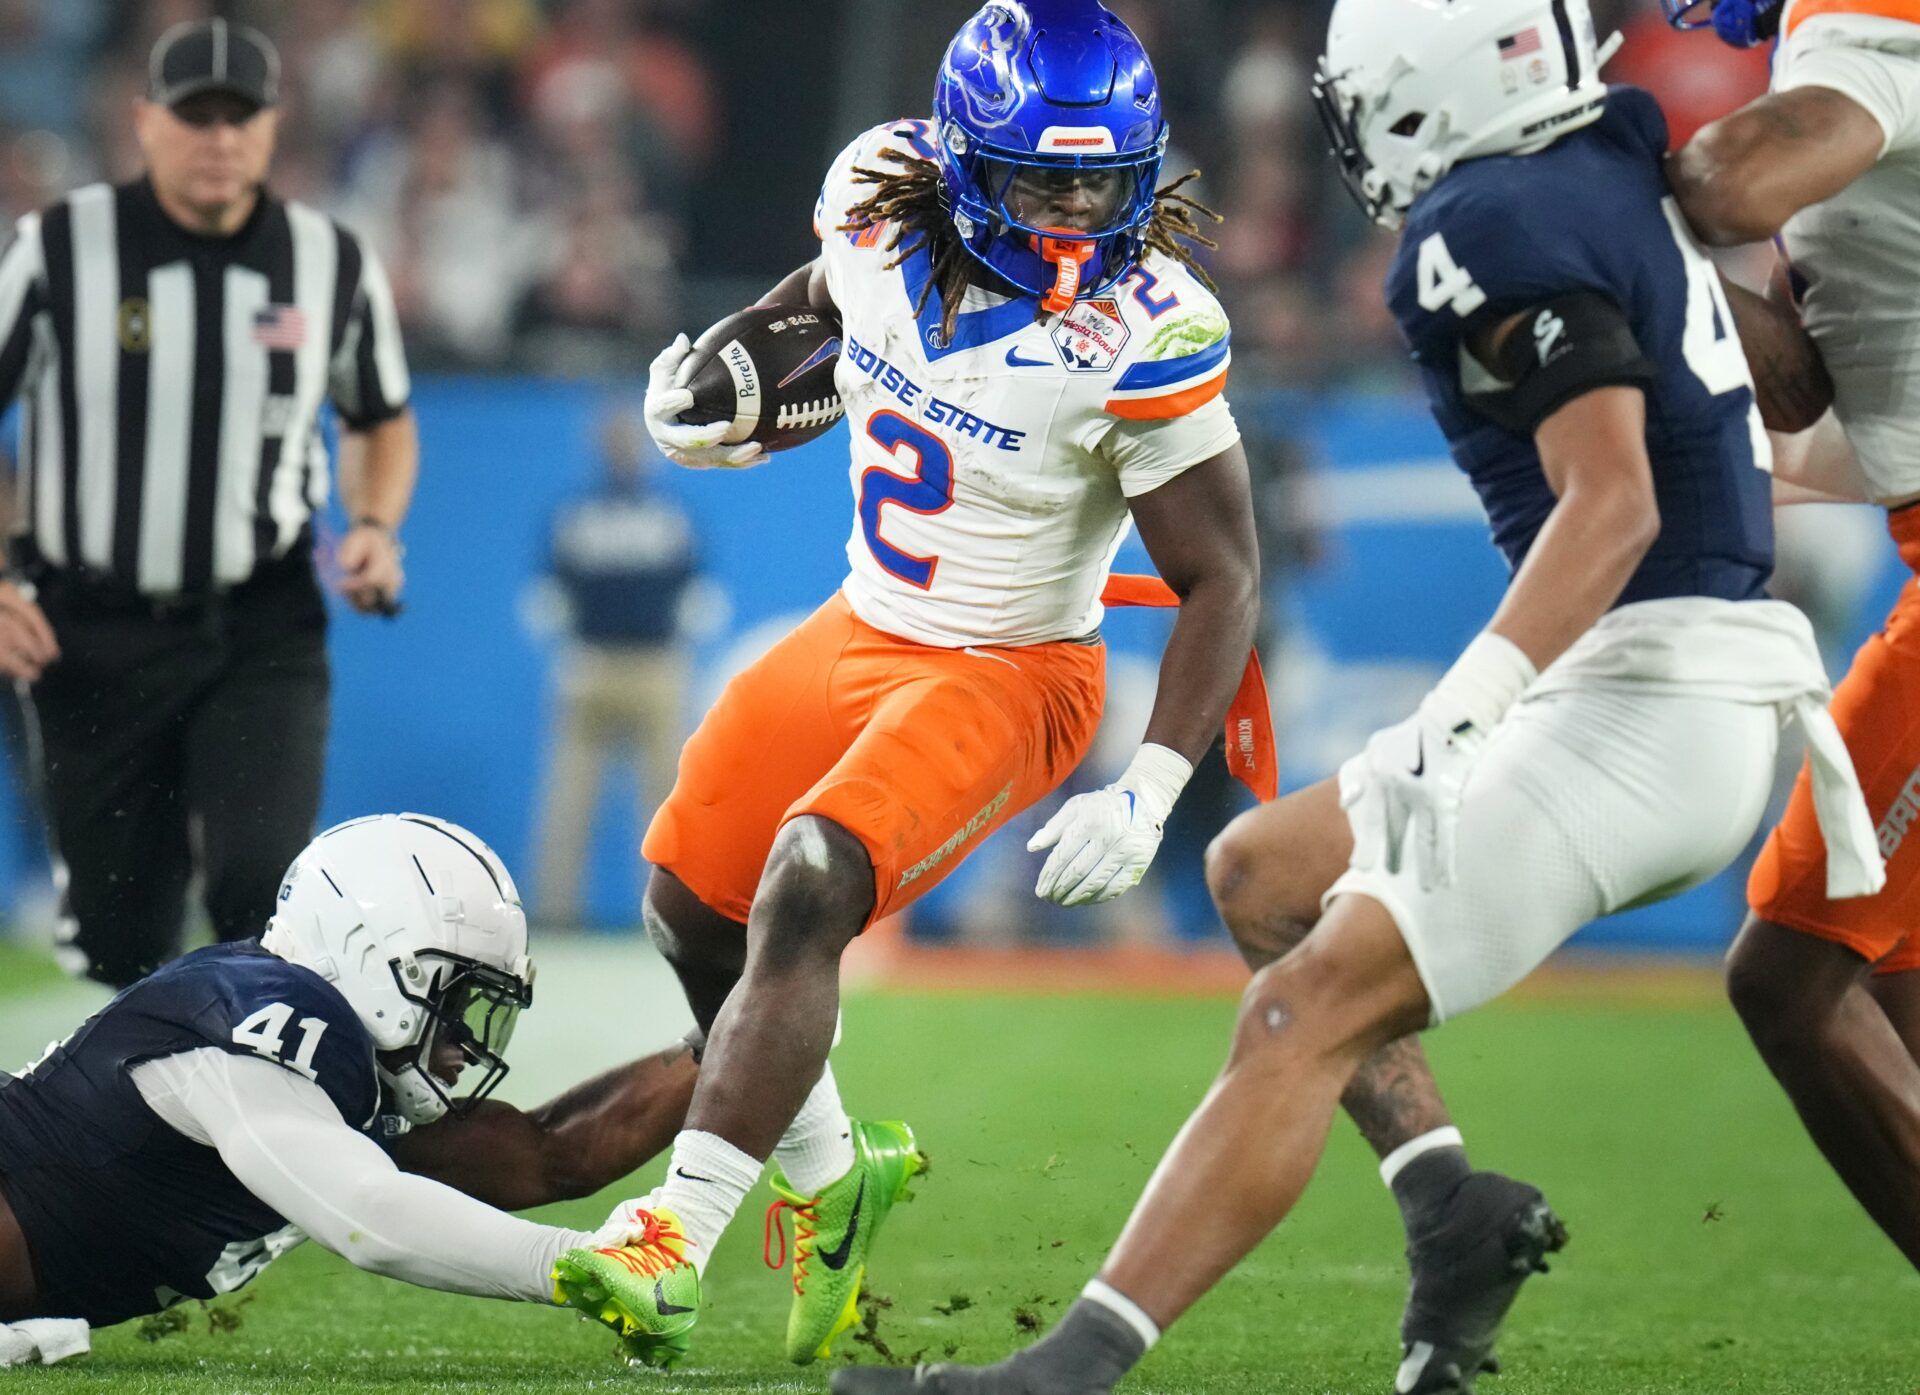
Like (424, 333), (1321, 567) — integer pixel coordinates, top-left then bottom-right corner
(840, 139), (1222, 346)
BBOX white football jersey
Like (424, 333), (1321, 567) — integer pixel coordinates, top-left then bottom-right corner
(812, 121), (1240, 648)
(1776, 6), (1920, 502)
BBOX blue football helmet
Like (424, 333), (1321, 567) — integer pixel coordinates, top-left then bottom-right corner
(932, 1), (1168, 310)
(1661, 0), (1783, 48)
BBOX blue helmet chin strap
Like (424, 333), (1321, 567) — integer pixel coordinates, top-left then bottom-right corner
(1665, 0), (1784, 48)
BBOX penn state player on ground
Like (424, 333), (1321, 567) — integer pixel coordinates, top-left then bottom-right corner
(546, 0), (1262, 1370)
(1664, 0), (1920, 1272)
(0, 815), (699, 1360)
(828, 1), (1885, 1392)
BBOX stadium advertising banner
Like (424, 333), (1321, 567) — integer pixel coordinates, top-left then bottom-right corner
(5, 380), (1899, 951)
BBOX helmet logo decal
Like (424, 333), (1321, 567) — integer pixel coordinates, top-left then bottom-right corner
(945, 3), (1030, 130)
(1038, 125), (1117, 153)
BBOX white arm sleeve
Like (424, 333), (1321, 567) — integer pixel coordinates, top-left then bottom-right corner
(132, 1048), (591, 1305)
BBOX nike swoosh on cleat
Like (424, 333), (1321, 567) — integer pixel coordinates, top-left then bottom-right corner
(1004, 346), (1051, 368)
(817, 1175), (866, 1270)
(674, 1166), (717, 1184)
(653, 1279), (696, 1317)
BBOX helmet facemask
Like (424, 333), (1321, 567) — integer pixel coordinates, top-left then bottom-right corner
(940, 120), (1165, 310)
(1660, 0), (1783, 48)
(1312, 56), (1448, 230)
(379, 949), (534, 1127)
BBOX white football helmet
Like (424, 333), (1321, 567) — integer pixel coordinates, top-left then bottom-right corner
(1314, 0), (1623, 228)
(261, 814), (535, 1126)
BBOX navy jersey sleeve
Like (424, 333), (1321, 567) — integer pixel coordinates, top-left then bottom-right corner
(1388, 88), (1673, 373)
(1390, 186), (1602, 373)
(158, 946), (383, 1131)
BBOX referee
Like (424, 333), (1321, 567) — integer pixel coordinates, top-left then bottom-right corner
(0, 20), (417, 986)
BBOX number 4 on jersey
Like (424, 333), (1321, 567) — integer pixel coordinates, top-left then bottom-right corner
(232, 1003), (328, 1081)
(1417, 233), (1488, 318)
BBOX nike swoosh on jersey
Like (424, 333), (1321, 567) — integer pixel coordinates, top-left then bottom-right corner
(818, 1175), (867, 1270)
(1004, 346), (1051, 368)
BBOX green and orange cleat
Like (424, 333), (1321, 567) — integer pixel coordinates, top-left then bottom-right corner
(551, 1205), (702, 1370)
(764, 1118), (926, 1364)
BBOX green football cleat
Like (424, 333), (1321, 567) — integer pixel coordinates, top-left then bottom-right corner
(765, 1118), (926, 1365)
(551, 1206), (702, 1370)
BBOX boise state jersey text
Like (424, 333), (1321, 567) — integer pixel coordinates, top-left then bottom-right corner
(1388, 86), (1775, 606)
(0, 942), (383, 1325)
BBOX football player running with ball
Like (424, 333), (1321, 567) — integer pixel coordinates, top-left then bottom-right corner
(1665, 0), (1920, 1271)
(547, 0), (1264, 1371)
(830, 1), (1886, 1392)
(0, 815), (702, 1361)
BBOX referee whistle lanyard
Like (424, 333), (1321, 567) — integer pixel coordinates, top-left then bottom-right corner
(1100, 573), (1279, 802)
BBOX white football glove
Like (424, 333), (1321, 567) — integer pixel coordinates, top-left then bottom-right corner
(1340, 632), (1537, 891)
(644, 333), (766, 471)
(1030, 744), (1192, 907)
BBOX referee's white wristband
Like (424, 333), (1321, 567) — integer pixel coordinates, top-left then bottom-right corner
(1118, 742), (1193, 824)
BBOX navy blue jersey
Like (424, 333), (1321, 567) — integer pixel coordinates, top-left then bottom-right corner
(548, 483), (698, 646)
(1386, 86), (1774, 607)
(0, 942), (384, 1325)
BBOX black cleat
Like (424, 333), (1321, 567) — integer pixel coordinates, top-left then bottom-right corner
(1393, 1172), (1568, 1395)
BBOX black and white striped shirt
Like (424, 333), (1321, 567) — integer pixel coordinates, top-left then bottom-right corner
(0, 179), (409, 595)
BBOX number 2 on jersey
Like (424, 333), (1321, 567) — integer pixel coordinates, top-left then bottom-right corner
(232, 1003), (329, 1081)
(860, 410), (954, 589)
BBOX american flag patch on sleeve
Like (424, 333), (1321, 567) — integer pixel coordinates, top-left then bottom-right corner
(251, 304), (307, 350)
(1498, 27), (1543, 58)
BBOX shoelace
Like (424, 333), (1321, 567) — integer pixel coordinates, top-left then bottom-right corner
(599, 1208), (688, 1279)
(763, 1195), (820, 1294)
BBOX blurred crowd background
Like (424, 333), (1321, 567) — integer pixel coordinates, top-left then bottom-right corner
(0, 0), (1884, 952)
(0, 0), (1773, 381)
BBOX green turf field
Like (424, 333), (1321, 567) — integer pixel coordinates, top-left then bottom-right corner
(0, 944), (1913, 1394)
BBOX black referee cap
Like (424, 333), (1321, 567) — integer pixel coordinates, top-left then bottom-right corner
(148, 19), (280, 111)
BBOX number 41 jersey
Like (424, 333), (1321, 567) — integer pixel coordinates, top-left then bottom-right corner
(1387, 86), (1775, 608)
(0, 941), (382, 1325)
(816, 122), (1241, 649)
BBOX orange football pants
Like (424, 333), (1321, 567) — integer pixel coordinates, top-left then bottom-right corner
(643, 592), (1105, 927)
(1749, 506), (1920, 974)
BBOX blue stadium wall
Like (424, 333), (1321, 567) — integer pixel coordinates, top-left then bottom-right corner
(7, 378), (1905, 952)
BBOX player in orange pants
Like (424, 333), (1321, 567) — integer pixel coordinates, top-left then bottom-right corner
(643, 592), (1108, 934)
(546, 3), (1269, 1370)
(1667, 0), (1920, 1268)
(1741, 509), (1920, 1267)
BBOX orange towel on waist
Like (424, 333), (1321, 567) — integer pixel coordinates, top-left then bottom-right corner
(1100, 573), (1278, 802)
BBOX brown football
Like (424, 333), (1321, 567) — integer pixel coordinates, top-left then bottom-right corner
(678, 305), (845, 452)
